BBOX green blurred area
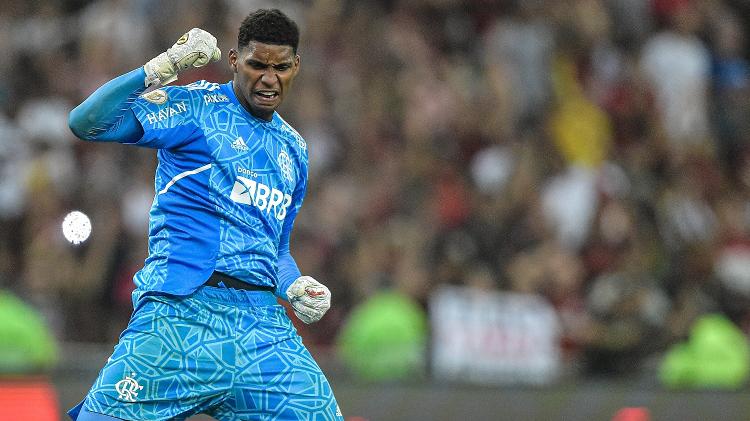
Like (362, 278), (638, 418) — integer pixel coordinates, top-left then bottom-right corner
(0, 290), (58, 374)
(660, 314), (750, 390)
(337, 291), (427, 382)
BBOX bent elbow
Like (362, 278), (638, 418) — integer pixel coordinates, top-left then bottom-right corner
(68, 106), (95, 141)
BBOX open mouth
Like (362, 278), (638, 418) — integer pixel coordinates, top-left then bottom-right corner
(253, 90), (279, 103)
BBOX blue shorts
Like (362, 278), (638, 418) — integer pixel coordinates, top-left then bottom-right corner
(69, 286), (343, 420)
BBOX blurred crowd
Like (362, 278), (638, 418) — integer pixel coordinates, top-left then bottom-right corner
(1, 0), (749, 378)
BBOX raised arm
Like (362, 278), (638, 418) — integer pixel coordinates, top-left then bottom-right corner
(68, 68), (146, 143)
(68, 28), (221, 143)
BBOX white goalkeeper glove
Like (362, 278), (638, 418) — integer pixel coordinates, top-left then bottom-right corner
(287, 276), (331, 324)
(144, 28), (221, 88)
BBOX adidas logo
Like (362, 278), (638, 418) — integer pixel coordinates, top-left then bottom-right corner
(231, 136), (248, 152)
(186, 80), (221, 91)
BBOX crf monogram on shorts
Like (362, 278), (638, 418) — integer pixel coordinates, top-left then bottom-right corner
(114, 374), (143, 402)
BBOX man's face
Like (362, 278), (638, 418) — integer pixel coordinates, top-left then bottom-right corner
(229, 41), (300, 121)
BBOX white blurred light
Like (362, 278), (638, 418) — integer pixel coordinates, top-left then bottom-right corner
(61, 211), (92, 245)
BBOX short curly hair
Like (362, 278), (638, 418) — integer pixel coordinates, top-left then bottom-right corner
(238, 9), (299, 53)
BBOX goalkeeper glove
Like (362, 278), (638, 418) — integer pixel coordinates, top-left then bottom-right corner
(144, 28), (221, 88)
(287, 276), (331, 324)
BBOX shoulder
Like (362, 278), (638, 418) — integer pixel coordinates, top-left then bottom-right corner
(275, 114), (308, 155)
(137, 84), (193, 108)
(182, 80), (224, 93)
(181, 81), (232, 111)
(140, 81), (226, 105)
(135, 81), (231, 123)
(133, 86), (194, 126)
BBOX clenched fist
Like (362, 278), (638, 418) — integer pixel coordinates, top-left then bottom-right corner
(286, 276), (331, 324)
(144, 28), (221, 87)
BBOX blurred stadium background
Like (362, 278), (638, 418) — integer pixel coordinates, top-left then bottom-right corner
(1, 0), (750, 419)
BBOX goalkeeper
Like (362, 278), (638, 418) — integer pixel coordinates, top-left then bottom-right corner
(67, 9), (342, 421)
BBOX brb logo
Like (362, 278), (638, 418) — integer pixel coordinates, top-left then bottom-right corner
(115, 372), (144, 402)
(230, 175), (292, 220)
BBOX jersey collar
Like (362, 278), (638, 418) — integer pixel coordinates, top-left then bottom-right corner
(223, 81), (281, 128)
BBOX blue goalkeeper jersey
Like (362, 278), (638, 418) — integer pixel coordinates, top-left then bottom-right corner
(126, 80), (308, 295)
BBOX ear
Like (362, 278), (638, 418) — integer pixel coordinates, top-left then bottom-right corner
(228, 49), (238, 72)
(292, 54), (301, 77)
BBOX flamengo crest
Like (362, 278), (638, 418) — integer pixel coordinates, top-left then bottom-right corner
(115, 372), (144, 402)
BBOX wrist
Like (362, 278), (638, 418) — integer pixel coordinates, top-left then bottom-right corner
(143, 52), (177, 88)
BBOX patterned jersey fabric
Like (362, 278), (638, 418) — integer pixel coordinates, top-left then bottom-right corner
(70, 288), (343, 420)
(127, 81), (308, 295)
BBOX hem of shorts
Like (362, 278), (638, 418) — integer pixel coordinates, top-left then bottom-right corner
(79, 401), (130, 421)
(81, 401), (179, 421)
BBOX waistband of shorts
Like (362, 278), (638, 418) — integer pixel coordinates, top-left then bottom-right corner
(204, 271), (276, 292)
(192, 284), (279, 307)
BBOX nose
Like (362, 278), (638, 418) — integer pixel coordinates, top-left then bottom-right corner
(260, 69), (277, 86)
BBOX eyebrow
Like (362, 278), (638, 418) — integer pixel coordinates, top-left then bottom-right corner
(245, 57), (293, 65)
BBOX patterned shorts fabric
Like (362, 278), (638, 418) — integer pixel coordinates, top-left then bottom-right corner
(69, 286), (343, 420)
